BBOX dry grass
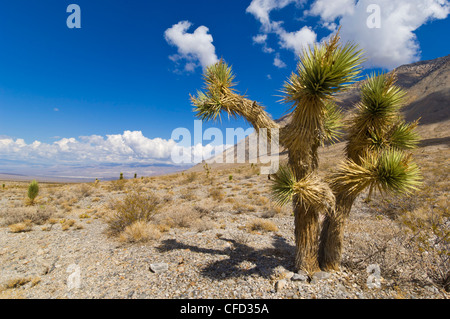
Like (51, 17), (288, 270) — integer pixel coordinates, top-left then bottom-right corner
(118, 221), (161, 243)
(158, 207), (201, 229)
(4, 278), (32, 289)
(61, 219), (76, 231)
(179, 188), (197, 201)
(183, 172), (198, 184)
(247, 218), (279, 233)
(8, 220), (33, 233)
(76, 184), (93, 198)
(233, 203), (257, 214)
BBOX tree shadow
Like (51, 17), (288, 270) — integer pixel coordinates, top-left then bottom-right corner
(419, 136), (450, 147)
(156, 235), (295, 280)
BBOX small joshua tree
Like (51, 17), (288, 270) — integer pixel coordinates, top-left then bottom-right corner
(191, 31), (421, 273)
(119, 172), (124, 180)
(27, 180), (39, 205)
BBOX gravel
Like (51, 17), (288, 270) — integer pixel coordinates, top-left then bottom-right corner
(0, 199), (447, 299)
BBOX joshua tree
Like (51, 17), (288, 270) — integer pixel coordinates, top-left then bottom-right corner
(27, 179), (39, 205)
(190, 31), (420, 273)
(318, 72), (421, 270)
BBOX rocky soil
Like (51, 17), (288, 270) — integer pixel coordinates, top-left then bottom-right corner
(0, 192), (446, 299)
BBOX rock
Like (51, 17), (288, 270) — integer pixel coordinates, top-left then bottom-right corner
(149, 263), (169, 274)
(311, 271), (331, 284)
(291, 271), (309, 282)
(66, 264), (82, 290)
(366, 264), (382, 289)
(275, 279), (287, 292)
(284, 271), (295, 280)
(425, 285), (439, 294)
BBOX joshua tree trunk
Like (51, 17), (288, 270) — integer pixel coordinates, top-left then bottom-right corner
(318, 194), (356, 270)
(289, 143), (322, 273)
(294, 200), (321, 273)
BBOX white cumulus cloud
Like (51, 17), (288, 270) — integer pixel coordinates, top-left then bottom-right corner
(273, 53), (287, 68)
(247, 0), (450, 69)
(277, 26), (317, 56)
(0, 131), (230, 166)
(247, 0), (317, 61)
(305, 0), (356, 21)
(307, 0), (450, 69)
(164, 20), (219, 72)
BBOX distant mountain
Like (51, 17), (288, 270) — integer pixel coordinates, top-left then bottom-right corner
(337, 54), (450, 124)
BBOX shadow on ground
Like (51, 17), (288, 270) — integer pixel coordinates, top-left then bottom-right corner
(156, 235), (295, 280)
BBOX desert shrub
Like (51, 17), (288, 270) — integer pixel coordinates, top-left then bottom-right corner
(247, 218), (278, 233)
(0, 206), (55, 226)
(193, 218), (216, 232)
(232, 203), (256, 214)
(77, 184), (93, 198)
(4, 278), (32, 289)
(183, 172), (198, 184)
(179, 188), (197, 201)
(209, 187), (225, 202)
(107, 191), (160, 235)
(157, 207), (201, 229)
(399, 203), (449, 291)
(60, 219), (76, 231)
(260, 206), (283, 218)
(9, 220), (33, 233)
(108, 179), (127, 191)
(119, 221), (161, 243)
(367, 163), (449, 291)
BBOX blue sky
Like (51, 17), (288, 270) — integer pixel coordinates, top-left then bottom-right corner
(0, 0), (449, 176)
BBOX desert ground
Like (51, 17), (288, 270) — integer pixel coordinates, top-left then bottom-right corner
(0, 121), (448, 299)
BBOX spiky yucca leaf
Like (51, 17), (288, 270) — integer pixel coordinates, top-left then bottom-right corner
(282, 33), (364, 105)
(349, 72), (406, 138)
(331, 150), (422, 199)
(280, 31), (363, 156)
(191, 90), (224, 121)
(323, 101), (344, 144)
(271, 165), (297, 207)
(345, 72), (409, 162)
(361, 120), (420, 154)
(360, 72), (406, 116)
(191, 60), (237, 122)
(292, 174), (336, 213)
(191, 60), (279, 140)
(387, 120), (420, 150)
(203, 60), (236, 91)
(271, 166), (335, 214)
